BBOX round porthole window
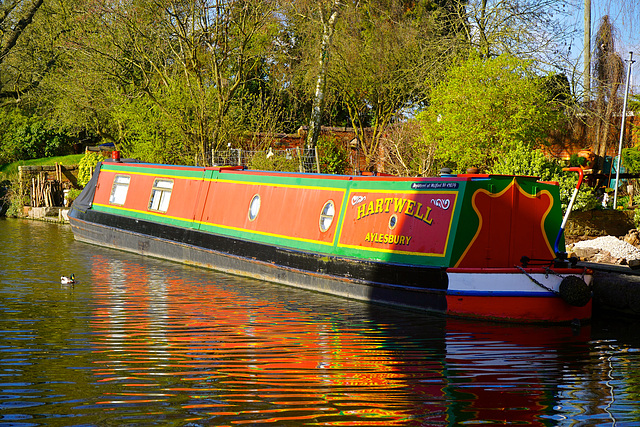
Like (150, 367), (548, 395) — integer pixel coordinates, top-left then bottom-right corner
(388, 214), (398, 230)
(319, 201), (335, 232)
(248, 194), (261, 221)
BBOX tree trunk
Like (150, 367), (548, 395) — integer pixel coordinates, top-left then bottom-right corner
(306, 1), (340, 150)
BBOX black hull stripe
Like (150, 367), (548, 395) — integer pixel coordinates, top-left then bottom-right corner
(69, 208), (449, 313)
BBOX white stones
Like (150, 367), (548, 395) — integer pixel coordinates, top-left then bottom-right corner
(570, 235), (640, 264)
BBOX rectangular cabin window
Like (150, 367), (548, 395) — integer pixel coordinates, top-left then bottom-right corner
(109, 175), (131, 205)
(148, 179), (174, 213)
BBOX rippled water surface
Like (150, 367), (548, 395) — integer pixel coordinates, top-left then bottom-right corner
(2, 218), (640, 426)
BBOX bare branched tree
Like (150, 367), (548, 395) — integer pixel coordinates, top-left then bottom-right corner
(0, 0), (56, 107)
(592, 15), (624, 172)
(466, 0), (579, 68)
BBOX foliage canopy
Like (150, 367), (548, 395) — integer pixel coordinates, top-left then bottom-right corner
(418, 54), (562, 172)
(0, 0), (602, 179)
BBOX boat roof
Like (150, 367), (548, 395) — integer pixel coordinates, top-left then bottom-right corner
(102, 159), (544, 183)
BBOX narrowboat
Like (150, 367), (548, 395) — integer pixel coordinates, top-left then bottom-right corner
(68, 156), (592, 323)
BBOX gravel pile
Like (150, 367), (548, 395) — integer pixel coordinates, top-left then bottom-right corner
(571, 235), (640, 261)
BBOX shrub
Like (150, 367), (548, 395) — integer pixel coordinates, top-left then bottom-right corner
(317, 136), (348, 174)
(1, 177), (27, 217)
(569, 154), (586, 167)
(634, 209), (640, 229)
(0, 110), (75, 163)
(77, 152), (102, 187)
(66, 188), (82, 206)
(622, 146), (640, 173)
(489, 143), (598, 212)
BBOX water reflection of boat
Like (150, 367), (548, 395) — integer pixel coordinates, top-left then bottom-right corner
(87, 254), (593, 426)
(88, 254), (451, 425)
(69, 158), (592, 323)
(442, 318), (591, 425)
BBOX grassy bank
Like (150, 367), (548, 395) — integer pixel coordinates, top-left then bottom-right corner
(0, 154), (84, 179)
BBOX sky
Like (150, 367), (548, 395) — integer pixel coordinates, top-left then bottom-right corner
(568, 0), (640, 94)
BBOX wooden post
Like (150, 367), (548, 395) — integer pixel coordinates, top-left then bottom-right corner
(19, 167), (23, 203)
(296, 147), (304, 173)
(314, 147), (320, 173)
(38, 173), (43, 207)
(583, 0), (591, 101)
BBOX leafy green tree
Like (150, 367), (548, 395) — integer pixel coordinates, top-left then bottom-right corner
(1, 0), (47, 106)
(1, 0), (77, 109)
(0, 108), (74, 164)
(419, 54), (561, 172)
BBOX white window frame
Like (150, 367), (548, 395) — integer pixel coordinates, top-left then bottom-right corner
(148, 179), (174, 213)
(109, 175), (131, 205)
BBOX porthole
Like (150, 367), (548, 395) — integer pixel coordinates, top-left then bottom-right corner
(388, 214), (398, 230)
(248, 194), (261, 221)
(319, 200), (335, 232)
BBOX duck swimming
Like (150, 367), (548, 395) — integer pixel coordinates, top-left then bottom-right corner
(61, 274), (75, 285)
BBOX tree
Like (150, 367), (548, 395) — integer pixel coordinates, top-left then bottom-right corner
(418, 54), (561, 173)
(304, 0), (341, 150)
(0, 0), (77, 109)
(0, 0), (46, 106)
(48, 0), (279, 164)
(330, 0), (465, 172)
(591, 15), (624, 173)
(378, 120), (437, 177)
(0, 108), (74, 163)
(466, 0), (578, 68)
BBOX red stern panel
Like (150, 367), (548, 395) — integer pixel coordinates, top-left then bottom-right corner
(455, 179), (555, 268)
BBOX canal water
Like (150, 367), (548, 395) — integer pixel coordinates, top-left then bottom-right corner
(2, 218), (640, 426)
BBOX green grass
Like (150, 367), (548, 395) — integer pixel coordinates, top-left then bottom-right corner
(0, 154), (84, 179)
